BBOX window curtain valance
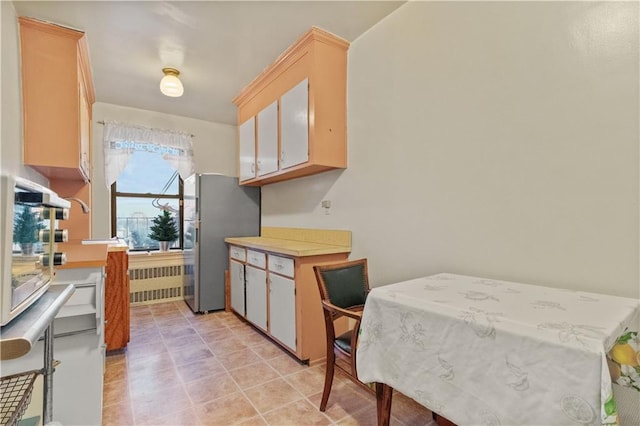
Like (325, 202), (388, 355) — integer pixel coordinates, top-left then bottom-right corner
(103, 121), (194, 188)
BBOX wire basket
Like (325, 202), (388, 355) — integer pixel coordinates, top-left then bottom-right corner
(0, 369), (40, 426)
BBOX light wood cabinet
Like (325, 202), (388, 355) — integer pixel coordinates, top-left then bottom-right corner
(104, 249), (130, 351)
(49, 179), (92, 240)
(233, 27), (349, 186)
(19, 17), (95, 182)
(227, 243), (348, 364)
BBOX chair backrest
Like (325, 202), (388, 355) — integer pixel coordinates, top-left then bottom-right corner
(314, 259), (370, 309)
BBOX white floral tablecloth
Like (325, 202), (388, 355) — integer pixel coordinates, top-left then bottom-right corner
(356, 273), (640, 426)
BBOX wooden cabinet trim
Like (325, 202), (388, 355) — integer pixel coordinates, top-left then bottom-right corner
(232, 27), (348, 107)
(19, 16), (95, 183)
(18, 17), (84, 40)
(233, 27), (348, 186)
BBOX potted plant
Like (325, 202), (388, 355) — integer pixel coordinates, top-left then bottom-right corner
(148, 210), (178, 251)
(13, 207), (44, 255)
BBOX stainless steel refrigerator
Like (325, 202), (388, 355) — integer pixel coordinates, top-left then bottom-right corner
(183, 173), (260, 313)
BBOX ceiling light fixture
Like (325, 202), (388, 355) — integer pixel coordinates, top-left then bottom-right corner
(160, 67), (184, 97)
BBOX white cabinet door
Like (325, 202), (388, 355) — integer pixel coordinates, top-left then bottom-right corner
(257, 100), (278, 176)
(230, 260), (245, 316)
(269, 273), (296, 351)
(239, 117), (256, 181)
(246, 265), (267, 331)
(280, 78), (309, 169)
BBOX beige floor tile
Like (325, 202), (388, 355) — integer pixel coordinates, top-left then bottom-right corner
(235, 416), (269, 426)
(335, 405), (405, 426)
(283, 364), (327, 396)
(159, 322), (197, 336)
(391, 391), (434, 425)
(126, 340), (167, 359)
(228, 360), (280, 389)
(194, 392), (259, 425)
(103, 378), (130, 408)
(176, 356), (227, 383)
(127, 350), (174, 375)
(137, 407), (202, 426)
(130, 305), (152, 315)
(307, 383), (374, 422)
(129, 366), (183, 398)
(170, 346), (215, 366)
(207, 336), (249, 356)
(184, 371), (242, 405)
(244, 377), (305, 413)
(215, 346), (262, 370)
(132, 384), (192, 424)
(104, 359), (128, 383)
(262, 399), (333, 426)
(102, 303), (433, 426)
(105, 351), (128, 365)
(251, 341), (288, 360)
(266, 353), (308, 376)
(128, 325), (160, 340)
(103, 401), (134, 426)
(148, 301), (183, 313)
(198, 326), (236, 344)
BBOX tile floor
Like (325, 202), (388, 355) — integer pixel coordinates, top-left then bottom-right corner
(102, 301), (435, 426)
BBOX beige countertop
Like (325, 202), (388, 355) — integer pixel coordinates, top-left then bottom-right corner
(226, 227), (351, 257)
(57, 243), (108, 269)
(225, 236), (351, 257)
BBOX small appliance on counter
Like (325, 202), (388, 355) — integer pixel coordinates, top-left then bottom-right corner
(0, 175), (71, 326)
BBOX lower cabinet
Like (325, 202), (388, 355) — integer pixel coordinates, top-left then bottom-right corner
(269, 273), (296, 351)
(105, 249), (130, 351)
(3, 266), (105, 425)
(246, 265), (267, 331)
(227, 244), (348, 364)
(230, 259), (245, 315)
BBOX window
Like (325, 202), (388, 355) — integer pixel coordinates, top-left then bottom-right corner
(110, 150), (184, 251)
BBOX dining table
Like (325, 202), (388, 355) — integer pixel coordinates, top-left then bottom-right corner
(356, 273), (640, 426)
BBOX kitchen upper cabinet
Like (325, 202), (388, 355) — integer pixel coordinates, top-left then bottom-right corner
(233, 27), (349, 186)
(239, 117), (256, 182)
(19, 17), (95, 182)
(280, 79), (309, 169)
(257, 101), (279, 177)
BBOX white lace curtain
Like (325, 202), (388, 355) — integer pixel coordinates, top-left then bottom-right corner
(102, 121), (194, 188)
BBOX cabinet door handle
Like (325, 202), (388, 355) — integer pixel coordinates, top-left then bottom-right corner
(250, 163), (255, 174)
(281, 151), (285, 164)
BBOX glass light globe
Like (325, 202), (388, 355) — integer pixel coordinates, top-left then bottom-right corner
(160, 68), (184, 97)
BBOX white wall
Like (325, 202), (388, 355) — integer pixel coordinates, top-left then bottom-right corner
(0, 1), (47, 184)
(92, 102), (237, 238)
(262, 2), (640, 298)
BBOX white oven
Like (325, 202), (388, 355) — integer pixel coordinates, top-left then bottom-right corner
(0, 175), (71, 326)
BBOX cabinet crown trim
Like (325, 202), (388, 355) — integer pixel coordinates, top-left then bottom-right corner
(19, 17), (96, 104)
(18, 17), (84, 40)
(232, 26), (349, 107)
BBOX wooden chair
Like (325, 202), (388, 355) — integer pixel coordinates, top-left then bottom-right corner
(313, 258), (373, 411)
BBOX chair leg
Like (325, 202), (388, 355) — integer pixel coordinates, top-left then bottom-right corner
(320, 351), (335, 411)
